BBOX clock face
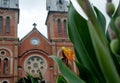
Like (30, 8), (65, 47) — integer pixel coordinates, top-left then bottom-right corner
(31, 38), (39, 45)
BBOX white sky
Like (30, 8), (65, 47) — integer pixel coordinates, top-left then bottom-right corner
(18, 0), (119, 39)
(18, 0), (48, 39)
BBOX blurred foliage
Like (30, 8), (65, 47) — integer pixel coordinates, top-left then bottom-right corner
(52, 0), (120, 83)
(16, 71), (45, 83)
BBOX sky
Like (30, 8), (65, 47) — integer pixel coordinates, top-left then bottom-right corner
(18, 0), (48, 39)
(18, 0), (119, 39)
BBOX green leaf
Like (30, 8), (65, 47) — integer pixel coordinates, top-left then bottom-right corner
(56, 75), (68, 83)
(87, 20), (120, 83)
(68, 2), (105, 83)
(26, 73), (38, 83)
(112, 1), (120, 20)
(77, 0), (108, 45)
(51, 56), (85, 83)
(94, 6), (106, 34)
(75, 61), (99, 83)
(68, 1), (95, 71)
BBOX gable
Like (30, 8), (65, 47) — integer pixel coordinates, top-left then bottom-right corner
(19, 28), (52, 56)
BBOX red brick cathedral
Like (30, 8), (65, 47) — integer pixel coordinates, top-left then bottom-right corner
(0, 0), (75, 83)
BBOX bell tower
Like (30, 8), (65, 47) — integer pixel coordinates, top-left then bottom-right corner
(46, 0), (72, 54)
(46, 0), (74, 80)
(46, 0), (69, 40)
(0, 0), (19, 83)
(0, 0), (19, 37)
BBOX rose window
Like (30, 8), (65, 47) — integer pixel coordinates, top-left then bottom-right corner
(24, 55), (47, 76)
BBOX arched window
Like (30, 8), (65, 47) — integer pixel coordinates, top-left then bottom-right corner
(3, 81), (8, 83)
(3, 58), (8, 74)
(57, 19), (62, 36)
(0, 16), (3, 34)
(6, 17), (10, 34)
(63, 20), (67, 36)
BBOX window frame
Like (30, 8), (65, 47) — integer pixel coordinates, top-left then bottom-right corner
(0, 16), (3, 34)
(63, 19), (67, 36)
(3, 58), (8, 74)
(57, 19), (62, 36)
(5, 16), (10, 35)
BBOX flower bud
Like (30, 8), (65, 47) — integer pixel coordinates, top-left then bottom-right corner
(115, 16), (120, 30)
(110, 38), (120, 55)
(106, 2), (115, 17)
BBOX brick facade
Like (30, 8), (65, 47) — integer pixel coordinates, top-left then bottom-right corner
(0, 1), (74, 83)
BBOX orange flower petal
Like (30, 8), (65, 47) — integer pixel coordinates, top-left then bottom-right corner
(61, 47), (74, 60)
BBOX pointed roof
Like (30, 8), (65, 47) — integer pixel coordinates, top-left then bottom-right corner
(19, 23), (49, 44)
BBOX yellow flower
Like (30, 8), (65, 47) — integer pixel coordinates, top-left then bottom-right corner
(61, 47), (74, 61)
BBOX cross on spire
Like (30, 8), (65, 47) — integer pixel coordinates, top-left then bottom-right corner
(33, 23), (37, 28)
